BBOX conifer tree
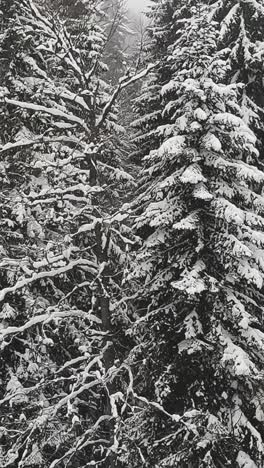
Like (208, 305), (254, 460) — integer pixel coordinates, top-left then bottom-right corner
(212, 0), (264, 152)
(0, 1), (136, 466)
(121, 3), (264, 467)
(131, 0), (194, 162)
(101, 0), (133, 85)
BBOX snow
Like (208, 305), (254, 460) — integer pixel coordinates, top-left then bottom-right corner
(99, 162), (135, 182)
(221, 330), (258, 376)
(211, 112), (257, 151)
(1, 0), (264, 465)
(228, 235), (252, 258)
(158, 175), (175, 189)
(219, 4), (240, 41)
(209, 156), (264, 184)
(6, 375), (28, 406)
(172, 261), (207, 295)
(193, 107), (208, 121)
(158, 135), (186, 158)
(173, 212), (199, 231)
(0, 309), (101, 342)
(5, 98), (89, 131)
(237, 261), (263, 289)
(0, 303), (16, 320)
(0, 135), (82, 154)
(22, 55), (48, 79)
(245, 0), (264, 16)
(231, 405), (264, 455)
(180, 164), (207, 184)
(216, 198), (245, 225)
(45, 88), (90, 111)
(29, 183), (95, 199)
(161, 80), (177, 96)
(175, 115), (188, 131)
(145, 229), (166, 247)
(27, 218), (45, 239)
(202, 133), (222, 152)
(184, 311), (203, 339)
(0, 259), (97, 303)
(76, 220), (98, 235)
(236, 451), (258, 468)
(192, 183), (213, 201)
(138, 199), (174, 228)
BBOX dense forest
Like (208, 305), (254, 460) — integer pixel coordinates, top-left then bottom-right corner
(0, 0), (264, 467)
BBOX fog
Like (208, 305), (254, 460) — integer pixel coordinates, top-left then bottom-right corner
(126, 0), (150, 14)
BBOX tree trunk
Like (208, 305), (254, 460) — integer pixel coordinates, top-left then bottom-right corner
(95, 222), (117, 468)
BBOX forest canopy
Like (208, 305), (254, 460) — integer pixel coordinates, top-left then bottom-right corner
(0, 1), (264, 467)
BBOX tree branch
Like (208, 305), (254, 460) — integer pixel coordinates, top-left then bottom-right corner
(95, 63), (157, 128)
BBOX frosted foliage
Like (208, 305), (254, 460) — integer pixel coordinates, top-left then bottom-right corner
(172, 261), (206, 295)
(6, 375), (28, 406)
(219, 4), (240, 41)
(221, 331), (258, 376)
(161, 80), (177, 96)
(158, 135), (186, 157)
(236, 451), (258, 468)
(202, 133), (222, 152)
(237, 262), (263, 289)
(180, 164), (207, 184)
(194, 107), (208, 121)
(173, 213), (199, 231)
(192, 183), (213, 201)
(0, 0), (139, 466)
(1, 0), (264, 467)
(122, 3), (264, 466)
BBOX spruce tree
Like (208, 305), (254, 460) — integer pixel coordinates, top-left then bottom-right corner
(121, 3), (264, 467)
(212, 0), (264, 152)
(131, 0), (196, 162)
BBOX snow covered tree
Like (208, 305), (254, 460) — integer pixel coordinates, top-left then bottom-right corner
(120, 4), (264, 467)
(212, 0), (264, 155)
(45, 0), (107, 77)
(129, 0), (171, 163)
(0, 1), (136, 466)
(212, 0), (264, 96)
(130, 0), (197, 163)
(3, 0), (264, 467)
(100, 0), (133, 85)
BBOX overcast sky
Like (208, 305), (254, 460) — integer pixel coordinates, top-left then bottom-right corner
(126, 0), (150, 14)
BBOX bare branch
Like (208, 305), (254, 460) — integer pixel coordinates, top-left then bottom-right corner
(96, 63), (157, 128)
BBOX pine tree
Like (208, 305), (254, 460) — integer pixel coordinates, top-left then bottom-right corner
(120, 3), (264, 467)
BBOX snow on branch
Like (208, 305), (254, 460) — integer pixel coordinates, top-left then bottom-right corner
(28, 0), (88, 86)
(0, 259), (97, 303)
(5, 98), (89, 132)
(44, 89), (90, 111)
(49, 416), (112, 468)
(96, 63), (157, 128)
(0, 136), (84, 154)
(0, 309), (101, 340)
(27, 183), (99, 200)
(121, 364), (201, 431)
